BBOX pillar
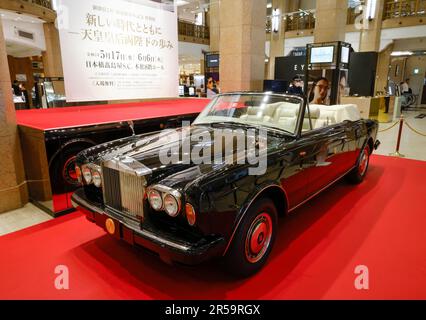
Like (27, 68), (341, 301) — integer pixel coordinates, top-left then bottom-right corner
(314, 0), (347, 43)
(359, 0), (385, 52)
(208, 1), (220, 52)
(42, 22), (65, 95)
(0, 17), (28, 213)
(219, 0), (267, 92)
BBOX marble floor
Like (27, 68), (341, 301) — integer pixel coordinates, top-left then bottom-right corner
(1, 107), (426, 236)
(0, 203), (53, 236)
(376, 108), (426, 161)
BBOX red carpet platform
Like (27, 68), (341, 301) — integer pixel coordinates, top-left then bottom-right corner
(0, 155), (425, 300)
(16, 99), (209, 130)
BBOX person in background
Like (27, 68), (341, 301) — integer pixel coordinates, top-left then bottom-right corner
(19, 83), (29, 107)
(310, 77), (330, 105)
(287, 76), (304, 96)
(12, 80), (20, 96)
(206, 77), (217, 98)
(214, 80), (221, 94)
(401, 79), (411, 94)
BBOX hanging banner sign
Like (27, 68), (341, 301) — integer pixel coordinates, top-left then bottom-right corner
(57, 0), (178, 102)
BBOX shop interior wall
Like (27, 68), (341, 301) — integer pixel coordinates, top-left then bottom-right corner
(7, 55), (44, 108)
(389, 57), (407, 87)
(404, 55), (426, 103)
(375, 43), (394, 95)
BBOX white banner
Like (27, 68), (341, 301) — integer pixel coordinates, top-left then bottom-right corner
(57, 0), (178, 102)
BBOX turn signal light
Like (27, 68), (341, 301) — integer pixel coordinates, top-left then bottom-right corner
(185, 203), (196, 226)
(75, 165), (82, 183)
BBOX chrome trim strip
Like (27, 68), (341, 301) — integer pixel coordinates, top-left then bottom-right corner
(72, 193), (105, 215)
(287, 166), (356, 213)
(222, 184), (289, 256)
(72, 192), (191, 252)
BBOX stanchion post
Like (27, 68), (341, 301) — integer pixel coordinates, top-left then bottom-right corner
(389, 115), (405, 158)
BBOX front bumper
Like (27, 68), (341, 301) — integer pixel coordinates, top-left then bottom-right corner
(71, 189), (225, 265)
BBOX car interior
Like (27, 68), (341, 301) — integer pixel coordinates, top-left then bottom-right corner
(238, 101), (361, 133)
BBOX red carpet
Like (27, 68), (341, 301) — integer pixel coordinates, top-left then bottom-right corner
(0, 155), (425, 300)
(16, 99), (210, 131)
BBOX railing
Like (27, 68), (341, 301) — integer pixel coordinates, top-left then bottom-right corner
(383, 0), (426, 20)
(22, 0), (53, 10)
(178, 20), (210, 40)
(284, 11), (315, 32)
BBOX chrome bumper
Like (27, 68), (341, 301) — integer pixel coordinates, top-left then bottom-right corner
(71, 189), (225, 265)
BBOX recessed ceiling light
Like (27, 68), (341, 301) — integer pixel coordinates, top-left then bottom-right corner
(391, 51), (414, 56)
(176, 0), (189, 6)
(267, 4), (272, 8)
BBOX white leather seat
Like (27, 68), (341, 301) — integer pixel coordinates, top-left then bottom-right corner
(240, 106), (262, 121)
(309, 104), (361, 129)
(273, 106), (298, 132)
(302, 106), (320, 130)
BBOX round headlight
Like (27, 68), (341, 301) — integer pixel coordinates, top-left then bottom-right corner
(148, 189), (163, 211)
(82, 166), (92, 184)
(164, 193), (180, 217)
(185, 203), (196, 226)
(92, 170), (102, 188)
(75, 165), (82, 183)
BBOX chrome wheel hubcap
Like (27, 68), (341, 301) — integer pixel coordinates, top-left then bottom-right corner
(245, 213), (272, 264)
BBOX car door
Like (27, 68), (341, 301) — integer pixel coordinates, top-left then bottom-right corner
(300, 124), (348, 198)
(340, 120), (362, 172)
(279, 141), (313, 209)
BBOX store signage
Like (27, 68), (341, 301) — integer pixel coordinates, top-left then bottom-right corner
(57, 0), (179, 102)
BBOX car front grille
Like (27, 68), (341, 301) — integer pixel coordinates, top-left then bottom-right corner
(102, 164), (146, 220)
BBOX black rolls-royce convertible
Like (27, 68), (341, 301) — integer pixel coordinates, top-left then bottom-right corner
(71, 93), (380, 277)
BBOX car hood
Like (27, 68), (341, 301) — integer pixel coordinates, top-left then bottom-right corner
(78, 124), (294, 191)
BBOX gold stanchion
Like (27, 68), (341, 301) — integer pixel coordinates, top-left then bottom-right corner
(389, 115), (405, 158)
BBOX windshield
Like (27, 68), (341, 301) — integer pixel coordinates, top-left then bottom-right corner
(193, 93), (303, 134)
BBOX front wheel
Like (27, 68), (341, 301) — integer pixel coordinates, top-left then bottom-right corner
(224, 198), (277, 278)
(346, 144), (371, 184)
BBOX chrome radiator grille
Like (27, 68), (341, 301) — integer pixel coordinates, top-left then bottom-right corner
(102, 165), (145, 220)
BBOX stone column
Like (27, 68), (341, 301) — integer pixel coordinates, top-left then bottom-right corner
(0, 17), (28, 213)
(42, 22), (65, 95)
(208, 1), (220, 52)
(359, 0), (385, 52)
(219, 0), (267, 92)
(375, 43), (394, 94)
(314, 0), (347, 43)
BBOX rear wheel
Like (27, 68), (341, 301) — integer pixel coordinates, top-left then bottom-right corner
(224, 198), (277, 278)
(346, 144), (371, 184)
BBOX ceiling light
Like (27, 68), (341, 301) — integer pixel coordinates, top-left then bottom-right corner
(176, 0), (189, 6)
(267, 3), (272, 8)
(391, 51), (414, 56)
(365, 0), (377, 20)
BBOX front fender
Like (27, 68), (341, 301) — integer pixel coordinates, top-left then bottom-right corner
(222, 181), (288, 256)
